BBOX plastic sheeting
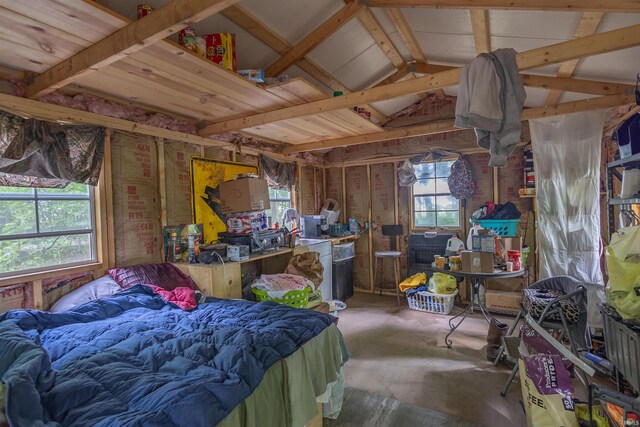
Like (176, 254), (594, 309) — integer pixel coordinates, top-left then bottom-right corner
(530, 110), (605, 328)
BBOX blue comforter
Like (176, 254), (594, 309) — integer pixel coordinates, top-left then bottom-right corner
(0, 285), (335, 426)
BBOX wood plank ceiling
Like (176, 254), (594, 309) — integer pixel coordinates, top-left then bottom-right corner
(0, 0), (638, 157)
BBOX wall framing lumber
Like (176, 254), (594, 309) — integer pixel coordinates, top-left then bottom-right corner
(356, 7), (405, 68)
(200, 23), (640, 134)
(469, 9), (491, 54)
(26, 0), (239, 98)
(264, 1), (364, 78)
(361, 0), (640, 12)
(386, 8), (426, 63)
(284, 93), (636, 152)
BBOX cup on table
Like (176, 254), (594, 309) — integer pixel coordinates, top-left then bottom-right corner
(506, 261), (514, 272)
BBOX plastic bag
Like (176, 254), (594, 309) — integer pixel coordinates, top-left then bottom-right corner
(519, 324), (578, 427)
(398, 159), (417, 186)
(320, 198), (341, 231)
(285, 252), (324, 289)
(605, 225), (640, 319)
(427, 273), (457, 294)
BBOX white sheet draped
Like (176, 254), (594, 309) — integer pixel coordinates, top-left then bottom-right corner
(530, 110), (606, 328)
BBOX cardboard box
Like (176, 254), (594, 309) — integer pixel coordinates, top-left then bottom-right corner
(486, 277), (524, 292)
(238, 69), (265, 83)
(472, 229), (496, 252)
(500, 237), (523, 253)
(461, 251), (494, 273)
(485, 290), (522, 313)
(204, 33), (237, 71)
(219, 178), (270, 214)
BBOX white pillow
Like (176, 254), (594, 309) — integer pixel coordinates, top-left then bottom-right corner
(50, 274), (122, 312)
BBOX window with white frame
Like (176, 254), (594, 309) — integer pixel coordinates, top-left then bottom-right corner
(412, 160), (460, 228)
(267, 187), (291, 227)
(0, 183), (96, 276)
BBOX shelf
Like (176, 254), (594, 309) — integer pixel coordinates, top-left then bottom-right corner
(609, 198), (640, 205)
(608, 152), (640, 169)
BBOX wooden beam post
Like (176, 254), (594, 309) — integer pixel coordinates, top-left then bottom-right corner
(264, 1), (364, 78)
(283, 93), (636, 152)
(356, 7), (405, 68)
(26, 0), (239, 98)
(469, 9), (491, 54)
(362, 0), (640, 12)
(199, 23), (640, 135)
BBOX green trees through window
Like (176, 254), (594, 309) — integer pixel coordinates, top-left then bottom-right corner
(0, 183), (95, 276)
(267, 188), (291, 228)
(412, 161), (461, 228)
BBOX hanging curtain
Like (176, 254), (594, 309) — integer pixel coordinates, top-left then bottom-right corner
(530, 110), (606, 328)
(259, 155), (296, 191)
(0, 111), (105, 188)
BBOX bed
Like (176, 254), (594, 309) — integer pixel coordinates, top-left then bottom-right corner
(0, 283), (346, 427)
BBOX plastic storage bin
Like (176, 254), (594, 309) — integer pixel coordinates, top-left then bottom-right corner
(333, 242), (355, 261)
(602, 310), (640, 393)
(407, 289), (458, 315)
(473, 219), (520, 237)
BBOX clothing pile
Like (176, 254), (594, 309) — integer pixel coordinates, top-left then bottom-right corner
(471, 201), (521, 220)
(454, 48), (526, 167)
(251, 273), (315, 299)
(400, 272), (457, 297)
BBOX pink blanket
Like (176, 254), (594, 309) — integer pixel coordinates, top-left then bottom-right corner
(146, 285), (197, 310)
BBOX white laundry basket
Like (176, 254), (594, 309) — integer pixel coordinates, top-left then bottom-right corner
(407, 289), (458, 315)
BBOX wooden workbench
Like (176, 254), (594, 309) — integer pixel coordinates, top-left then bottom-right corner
(173, 246), (309, 299)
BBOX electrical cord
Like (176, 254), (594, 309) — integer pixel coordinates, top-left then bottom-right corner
(211, 251), (229, 299)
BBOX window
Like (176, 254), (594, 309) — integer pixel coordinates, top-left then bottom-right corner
(0, 183), (96, 276)
(412, 160), (460, 228)
(267, 188), (291, 227)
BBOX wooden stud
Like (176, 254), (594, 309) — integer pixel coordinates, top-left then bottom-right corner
(469, 9), (491, 54)
(373, 63), (414, 87)
(341, 167), (347, 223)
(284, 93), (636, 152)
(356, 8), (405, 68)
(493, 167), (499, 203)
(264, 1), (364, 78)
(367, 164), (374, 291)
(201, 23), (640, 134)
(545, 12), (604, 105)
(103, 130), (116, 269)
(521, 74), (635, 96)
(393, 161), (400, 265)
(362, 0), (640, 12)
(26, 0), (239, 98)
(157, 138), (168, 229)
(95, 133), (110, 273)
(32, 280), (44, 310)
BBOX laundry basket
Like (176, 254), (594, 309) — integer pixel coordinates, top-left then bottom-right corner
(252, 287), (310, 308)
(473, 219), (520, 237)
(407, 289), (458, 315)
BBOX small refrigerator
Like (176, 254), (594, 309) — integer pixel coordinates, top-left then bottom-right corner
(332, 242), (355, 302)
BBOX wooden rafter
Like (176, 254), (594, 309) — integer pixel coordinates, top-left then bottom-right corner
(198, 23), (640, 135)
(545, 12), (604, 105)
(282, 93), (636, 153)
(264, 1), (364, 78)
(356, 8), (404, 68)
(386, 8), (426, 63)
(221, 4), (385, 122)
(361, 0), (640, 12)
(604, 105), (640, 133)
(469, 10), (491, 54)
(0, 93), (308, 165)
(26, 0), (238, 98)
(373, 62), (414, 87)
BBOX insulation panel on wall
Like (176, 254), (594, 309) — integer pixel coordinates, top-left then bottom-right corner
(371, 163), (397, 285)
(325, 168), (344, 221)
(345, 166), (371, 291)
(299, 166), (317, 216)
(111, 131), (162, 266)
(164, 140), (201, 225)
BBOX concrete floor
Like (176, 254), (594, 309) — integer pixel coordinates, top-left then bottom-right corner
(334, 293), (527, 427)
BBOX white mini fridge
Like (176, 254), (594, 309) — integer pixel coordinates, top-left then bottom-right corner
(303, 240), (333, 301)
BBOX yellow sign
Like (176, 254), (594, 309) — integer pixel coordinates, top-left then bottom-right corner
(190, 156), (258, 243)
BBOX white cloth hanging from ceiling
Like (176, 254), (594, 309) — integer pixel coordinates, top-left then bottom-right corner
(530, 110), (606, 329)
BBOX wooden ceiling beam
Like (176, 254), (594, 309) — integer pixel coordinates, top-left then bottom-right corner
(264, 1), (364, 78)
(199, 23), (640, 135)
(283, 93), (636, 153)
(469, 9), (491, 54)
(221, 3), (385, 122)
(361, 0), (640, 12)
(545, 12), (604, 105)
(0, 93), (308, 164)
(356, 7), (405, 68)
(26, 0), (238, 98)
(385, 8), (426, 63)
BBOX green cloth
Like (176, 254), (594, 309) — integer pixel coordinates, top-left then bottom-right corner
(219, 323), (345, 427)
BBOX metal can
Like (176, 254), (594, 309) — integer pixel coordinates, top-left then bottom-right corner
(137, 4), (153, 19)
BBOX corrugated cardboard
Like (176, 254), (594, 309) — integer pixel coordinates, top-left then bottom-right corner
(461, 251), (493, 273)
(486, 290), (522, 312)
(501, 237), (523, 253)
(486, 277), (524, 292)
(219, 178), (270, 214)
